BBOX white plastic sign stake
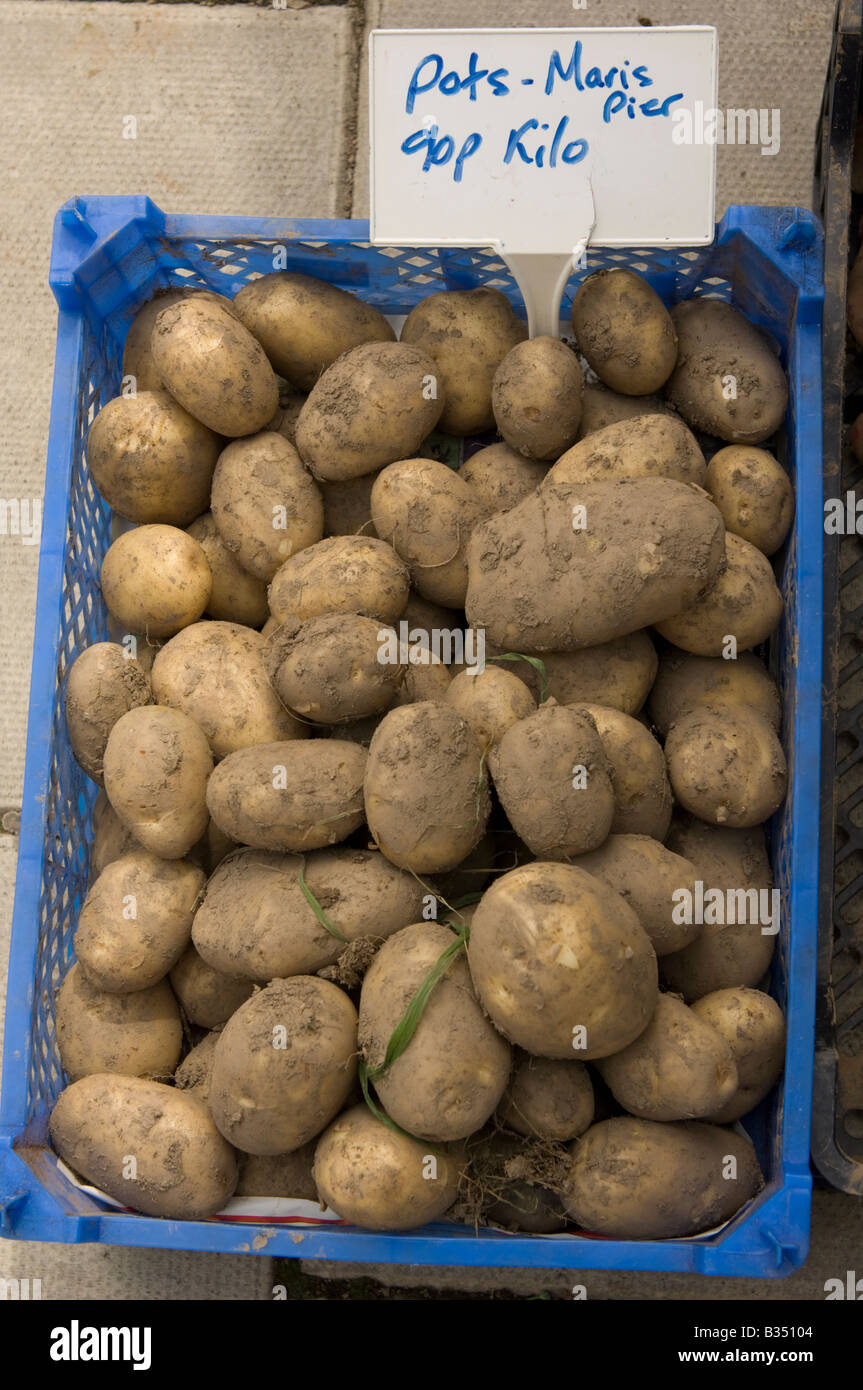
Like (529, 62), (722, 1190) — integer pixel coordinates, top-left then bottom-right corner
(369, 27), (718, 335)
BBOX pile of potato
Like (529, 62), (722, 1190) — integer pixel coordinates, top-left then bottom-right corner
(51, 265), (792, 1239)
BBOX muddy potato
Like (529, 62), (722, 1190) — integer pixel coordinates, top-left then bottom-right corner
(174, 1031), (219, 1102)
(466, 477), (725, 652)
(296, 342), (444, 482)
(314, 1105), (461, 1230)
(210, 431), (324, 583)
(103, 705), (212, 859)
(666, 298), (788, 444)
(400, 287), (527, 436)
(665, 702), (787, 828)
(571, 269), (678, 395)
(209, 976), (358, 1155)
(459, 443), (547, 514)
(647, 649), (781, 739)
(121, 288), (236, 394)
(548, 414), (706, 490)
(101, 525), (212, 640)
(468, 861), (659, 1059)
(371, 458), (486, 609)
(206, 740), (366, 852)
(655, 532), (783, 656)
(573, 703), (671, 840)
(50, 1074), (238, 1218)
(268, 535), (409, 629)
(152, 296), (278, 437)
(561, 1117), (763, 1239)
(492, 335), (583, 461)
(445, 665), (536, 750)
(576, 834), (702, 957)
(266, 614), (405, 723)
(497, 1051), (594, 1142)
(690, 987), (786, 1122)
(56, 964), (182, 1081)
(359, 922), (511, 1141)
(75, 850), (204, 994)
(391, 644), (452, 706)
(320, 472), (379, 537)
(705, 445), (794, 556)
(185, 513), (269, 627)
(466, 1129), (567, 1233)
(65, 642), (152, 785)
(578, 381), (676, 437)
(169, 944), (254, 1028)
(490, 703), (614, 859)
(236, 1144), (319, 1200)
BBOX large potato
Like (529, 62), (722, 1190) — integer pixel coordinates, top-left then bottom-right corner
(152, 296), (278, 436)
(75, 850), (204, 993)
(50, 1074), (238, 1218)
(468, 862), (658, 1059)
(268, 535), (409, 628)
(103, 705), (212, 860)
(459, 443), (547, 514)
(101, 525), (212, 640)
(571, 268), (678, 395)
(192, 845), (425, 981)
(466, 477), (725, 652)
(573, 703), (671, 840)
(185, 512), (269, 628)
(151, 620), (305, 757)
(666, 298), (788, 443)
(364, 702), (490, 874)
(232, 271), (395, 390)
(578, 382), (675, 437)
(705, 445), (794, 556)
(371, 458), (486, 608)
(359, 922), (511, 1141)
(497, 1051), (594, 1141)
(665, 702), (787, 828)
(266, 614), (405, 724)
(547, 414), (706, 489)
(400, 287), (527, 436)
(690, 987), (786, 1122)
(206, 740), (366, 852)
(209, 976), (358, 1154)
(647, 649), (781, 738)
(210, 432), (324, 583)
(295, 342), (444, 482)
(654, 532), (783, 656)
(492, 336), (583, 461)
(561, 1117), (763, 1238)
(575, 834), (702, 957)
(445, 665), (536, 749)
(169, 943), (254, 1029)
(65, 642), (152, 785)
(56, 964), (182, 1081)
(122, 288), (235, 393)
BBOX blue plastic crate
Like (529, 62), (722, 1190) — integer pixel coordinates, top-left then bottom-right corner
(0, 196), (823, 1276)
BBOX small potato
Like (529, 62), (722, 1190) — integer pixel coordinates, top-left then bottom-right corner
(654, 532), (783, 656)
(210, 432), (324, 583)
(445, 665), (536, 749)
(122, 288), (235, 393)
(75, 850), (204, 993)
(391, 645), (452, 706)
(152, 620), (305, 757)
(665, 702), (787, 828)
(666, 298), (788, 444)
(236, 1144), (319, 1201)
(266, 613), (405, 724)
(575, 834), (702, 957)
(467, 1130), (567, 1233)
(266, 381), (307, 446)
(103, 705), (212, 860)
(459, 443), (547, 514)
(492, 336), (583, 461)
(320, 472), (379, 537)
(647, 649), (781, 739)
(468, 861), (658, 1060)
(169, 944), (254, 1029)
(87, 391), (221, 525)
(561, 1117), (763, 1238)
(548, 414), (706, 490)
(371, 458), (486, 609)
(597, 993), (738, 1122)
(571, 268), (678, 395)
(185, 513), (269, 628)
(65, 642), (152, 785)
(56, 964), (182, 1081)
(100, 525), (212, 640)
(314, 1105), (461, 1230)
(573, 703), (671, 840)
(206, 740), (366, 852)
(503, 633), (658, 715)
(706, 445), (794, 556)
(690, 987), (786, 1122)
(489, 703), (614, 859)
(209, 976), (358, 1155)
(152, 296), (278, 437)
(268, 535), (409, 629)
(364, 702), (491, 874)
(174, 1031), (218, 1101)
(296, 342), (444, 482)
(359, 922), (511, 1141)
(90, 791), (140, 876)
(497, 1051), (594, 1141)
(232, 271), (395, 391)
(400, 287), (527, 436)
(50, 1074), (238, 1218)
(578, 382), (675, 437)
